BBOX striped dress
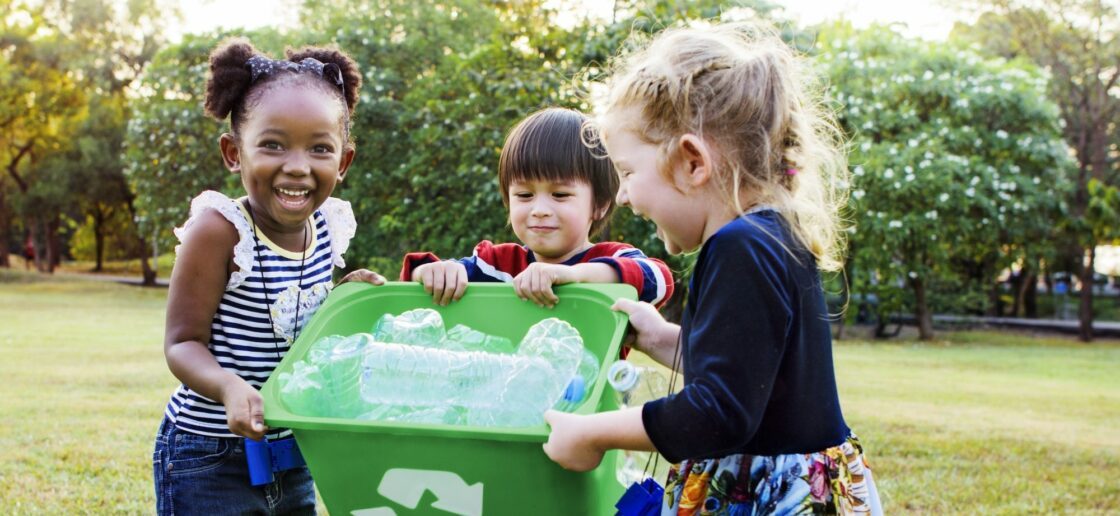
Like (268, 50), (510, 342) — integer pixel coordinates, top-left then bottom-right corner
(164, 191), (356, 438)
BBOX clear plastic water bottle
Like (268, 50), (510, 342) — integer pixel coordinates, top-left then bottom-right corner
(607, 360), (669, 486)
(357, 341), (568, 427)
(280, 333), (372, 418)
(443, 324), (515, 354)
(370, 308), (446, 346)
(554, 348), (600, 412)
(276, 360), (324, 416)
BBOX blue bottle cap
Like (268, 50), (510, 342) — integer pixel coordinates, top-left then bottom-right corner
(563, 376), (586, 404)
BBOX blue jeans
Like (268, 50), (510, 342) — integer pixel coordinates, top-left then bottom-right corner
(152, 417), (316, 515)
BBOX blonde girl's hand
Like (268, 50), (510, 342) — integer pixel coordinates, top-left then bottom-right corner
(221, 377), (267, 441)
(412, 261), (468, 306)
(611, 298), (681, 368)
(337, 268), (387, 286)
(542, 410), (605, 472)
(513, 262), (572, 308)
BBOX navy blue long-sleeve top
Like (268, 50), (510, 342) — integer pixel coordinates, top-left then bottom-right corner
(642, 211), (850, 462)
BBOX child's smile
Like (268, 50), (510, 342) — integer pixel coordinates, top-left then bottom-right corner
(276, 186), (312, 208)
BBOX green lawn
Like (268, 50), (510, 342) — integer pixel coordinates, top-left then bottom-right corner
(1, 270), (1118, 513)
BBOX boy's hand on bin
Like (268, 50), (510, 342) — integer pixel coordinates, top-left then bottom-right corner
(337, 268), (387, 286)
(412, 261), (468, 306)
(542, 410), (604, 472)
(513, 262), (570, 308)
(221, 377), (268, 441)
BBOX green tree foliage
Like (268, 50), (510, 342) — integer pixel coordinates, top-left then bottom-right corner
(951, 0), (1120, 340)
(0, 6), (86, 270)
(817, 24), (1074, 338)
(1, 0), (167, 274)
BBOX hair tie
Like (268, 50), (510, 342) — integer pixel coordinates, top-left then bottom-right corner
(786, 168), (799, 176)
(246, 55), (344, 95)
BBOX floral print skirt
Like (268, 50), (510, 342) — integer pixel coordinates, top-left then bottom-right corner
(661, 435), (881, 515)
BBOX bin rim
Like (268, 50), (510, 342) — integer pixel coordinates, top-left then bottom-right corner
(261, 281), (636, 442)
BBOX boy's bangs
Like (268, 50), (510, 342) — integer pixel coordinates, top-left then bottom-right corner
(503, 128), (596, 188)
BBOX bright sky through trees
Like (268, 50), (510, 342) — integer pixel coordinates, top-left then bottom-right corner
(174, 0), (966, 42)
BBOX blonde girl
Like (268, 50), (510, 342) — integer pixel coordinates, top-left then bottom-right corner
(543, 23), (882, 515)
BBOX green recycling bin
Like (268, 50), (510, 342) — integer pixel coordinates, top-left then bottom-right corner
(260, 282), (635, 515)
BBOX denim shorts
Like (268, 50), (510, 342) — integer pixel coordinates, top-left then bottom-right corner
(152, 416), (316, 515)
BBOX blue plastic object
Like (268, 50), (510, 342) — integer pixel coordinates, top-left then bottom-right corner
(615, 477), (664, 516)
(245, 436), (306, 486)
(563, 376), (586, 404)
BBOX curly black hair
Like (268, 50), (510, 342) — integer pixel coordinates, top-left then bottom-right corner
(203, 37), (362, 142)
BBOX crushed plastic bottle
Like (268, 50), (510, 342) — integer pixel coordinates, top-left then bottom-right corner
(554, 348), (600, 412)
(279, 333), (372, 418)
(279, 315), (592, 427)
(277, 361), (324, 416)
(607, 360), (669, 487)
(371, 308), (446, 346)
(443, 324), (515, 354)
(517, 318), (584, 394)
(358, 342), (561, 427)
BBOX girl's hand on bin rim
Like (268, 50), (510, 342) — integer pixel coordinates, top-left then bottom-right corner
(513, 262), (570, 308)
(542, 410), (605, 472)
(412, 261), (468, 306)
(337, 268), (387, 286)
(611, 298), (676, 356)
(221, 377), (268, 441)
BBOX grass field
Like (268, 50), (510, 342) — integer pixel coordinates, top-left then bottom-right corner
(1, 269), (1118, 513)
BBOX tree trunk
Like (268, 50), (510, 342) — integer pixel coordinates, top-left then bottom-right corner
(0, 188), (9, 268)
(987, 279), (1002, 317)
(834, 259), (853, 340)
(93, 206), (105, 272)
(911, 275), (934, 340)
(142, 232), (156, 286)
(1011, 260), (1036, 318)
(1079, 245), (1095, 342)
(1011, 265), (1026, 317)
(46, 214), (60, 273)
(121, 191), (157, 286)
(1025, 269), (1039, 317)
(29, 216), (47, 272)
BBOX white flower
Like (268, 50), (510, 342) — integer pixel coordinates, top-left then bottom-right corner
(854, 165), (865, 176)
(884, 168), (894, 179)
(908, 271), (918, 279)
(889, 220), (903, 228)
(965, 187), (976, 197)
(925, 210), (938, 220)
(939, 193), (950, 203)
(996, 130), (1009, 139)
(853, 190), (866, 199)
(861, 142), (872, 152)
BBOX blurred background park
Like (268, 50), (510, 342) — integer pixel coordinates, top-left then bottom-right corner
(1, 0), (1118, 513)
